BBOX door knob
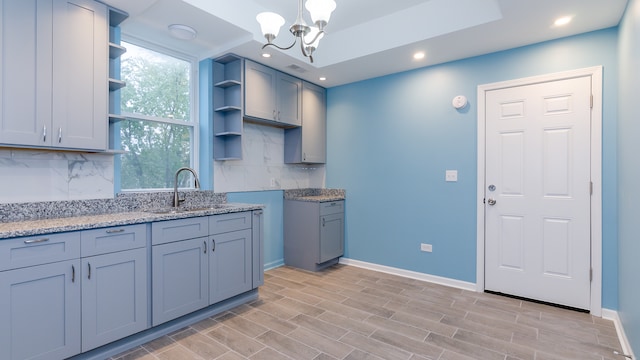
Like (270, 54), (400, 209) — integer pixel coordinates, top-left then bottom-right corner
(487, 198), (497, 206)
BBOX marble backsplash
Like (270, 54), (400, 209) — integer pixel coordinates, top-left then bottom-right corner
(213, 122), (326, 192)
(0, 148), (115, 203)
(0, 122), (327, 204)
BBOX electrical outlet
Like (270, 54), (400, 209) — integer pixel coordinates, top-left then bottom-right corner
(445, 170), (458, 182)
(420, 243), (433, 252)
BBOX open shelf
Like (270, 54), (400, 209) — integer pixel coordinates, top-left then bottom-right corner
(109, 42), (126, 59)
(214, 80), (241, 88)
(212, 54), (244, 161)
(109, 78), (126, 91)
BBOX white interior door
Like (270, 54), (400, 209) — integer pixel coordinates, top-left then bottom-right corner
(484, 75), (592, 310)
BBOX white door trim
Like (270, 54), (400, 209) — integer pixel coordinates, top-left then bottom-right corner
(476, 66), (603, 316)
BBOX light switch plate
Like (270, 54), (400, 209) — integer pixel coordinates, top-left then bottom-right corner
(445, 170), (458, 182)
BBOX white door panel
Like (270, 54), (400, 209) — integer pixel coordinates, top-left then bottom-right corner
(485, 76), (591, 310)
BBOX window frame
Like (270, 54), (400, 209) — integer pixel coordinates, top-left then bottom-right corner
(116, 36), (200, 192)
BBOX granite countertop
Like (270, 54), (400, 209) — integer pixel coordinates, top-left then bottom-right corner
(289, 195), (345, 202)
(283, 188), (346, 203)
(0, 203), (263, 239)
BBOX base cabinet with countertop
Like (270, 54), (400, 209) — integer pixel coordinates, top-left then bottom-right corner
(284, 199), (345, 272)
(0, 205), (263, 360)
(0, 232), (82, 360)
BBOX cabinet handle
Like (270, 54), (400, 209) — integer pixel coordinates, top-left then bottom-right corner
(58, 128), (62, 143)
(72, 265), (75, 283)
(322, 218), (325, 227)
(212, 239), (216, 252)
(24, 237), (49, 244)
(88, 263), (91, 280)
(204, 240), (207, 254)
(42, 124), (47, 142)
(277, 110), (281, 120)
(106, 228), (125, 234)
(273, 110), (276, 119)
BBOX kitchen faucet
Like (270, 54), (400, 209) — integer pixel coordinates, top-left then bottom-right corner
(173, 167), (200, 208)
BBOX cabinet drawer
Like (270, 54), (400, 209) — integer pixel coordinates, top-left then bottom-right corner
(81, 224), (147, 257)
(209, 211), (251, 234)
(0, 232), (80, 271)
(152, 217), (208, 245)
(320, 200), (344, 216)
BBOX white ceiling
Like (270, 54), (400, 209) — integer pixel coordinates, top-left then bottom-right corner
(102, 0), (628, 87)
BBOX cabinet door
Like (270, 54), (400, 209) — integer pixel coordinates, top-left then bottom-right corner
(301, 81), (326, 162)
(252, 210), (264, 287)
(276, 72), (302, 126)
(0, 0), (53, 147)
(152, 238), (208, 326)
(81, 248), (148, 352)
(244, 60), (276, 121)
(209, 229), (252, 304)
(319, 212), (344, 263)
(0, 259), (81, 360)
(52, 0), (108, 150)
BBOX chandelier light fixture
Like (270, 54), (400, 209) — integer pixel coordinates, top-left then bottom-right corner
(256, 0), (336, 63)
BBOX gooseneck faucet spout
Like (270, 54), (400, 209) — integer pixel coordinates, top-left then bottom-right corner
(173, 167), (200, 208)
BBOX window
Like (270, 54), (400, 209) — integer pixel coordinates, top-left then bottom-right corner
(119, 41), (197, 190)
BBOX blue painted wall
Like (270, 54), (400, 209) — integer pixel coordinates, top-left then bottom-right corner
(326, 28), (619, 309)
(618, 0), (640, 353)
(227, 190), (285, 269)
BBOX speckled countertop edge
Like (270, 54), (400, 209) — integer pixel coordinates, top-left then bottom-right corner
(0, 203), (263, 239)
(283, 188), (345, 202)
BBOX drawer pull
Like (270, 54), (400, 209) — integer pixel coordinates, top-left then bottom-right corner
(72, 265), (75, 283)
(322, 218), (325, 227)
(212, 239), (216, 252)
(204, 241), (207, 254)
(254, 211), (263, 216)
(88, 263), (91, 280)
(106, 228), (125, 234)
(24, 237), (49, 244)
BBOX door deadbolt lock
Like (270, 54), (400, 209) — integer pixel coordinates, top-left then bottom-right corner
(487, 198), (497, 206)
(488, 184), (496, 191)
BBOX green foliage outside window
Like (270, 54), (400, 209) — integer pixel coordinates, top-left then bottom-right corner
(119, 43), (194, 189)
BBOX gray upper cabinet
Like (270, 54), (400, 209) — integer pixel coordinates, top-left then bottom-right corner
(244, 59), (301, 127)
(285, 81), (327, 164)
(0, 0), (108, 151)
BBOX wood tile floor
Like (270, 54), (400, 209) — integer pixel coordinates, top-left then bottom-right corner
(112, 264), (624, 360)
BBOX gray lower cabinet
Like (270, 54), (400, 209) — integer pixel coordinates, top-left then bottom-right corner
(80, 224), (149, 352)
(151, 236), (208, 326)
(0, 231), (82, 360)
(252, 210), (264, 287)
(284, 200), (345, 271)
(152, 211), (260, 326)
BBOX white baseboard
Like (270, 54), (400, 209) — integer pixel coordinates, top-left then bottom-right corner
(338, 257), (476, 292)
(602, 309), (636, 359)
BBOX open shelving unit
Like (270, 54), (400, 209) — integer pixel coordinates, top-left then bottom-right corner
(107, 6), (128, 151)
(212, 54), (244, 160)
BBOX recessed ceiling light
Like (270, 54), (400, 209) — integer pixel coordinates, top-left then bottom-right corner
(319, 77), (326, 81)
(168, 24), (197, 40)
(413, 52), (425, 60)
(262, 53), (272, 58)
(554, 16), (573, 27)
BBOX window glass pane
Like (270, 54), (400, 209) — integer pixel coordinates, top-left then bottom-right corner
(120, 120), (192, 189)
(120, 42), (191, 121)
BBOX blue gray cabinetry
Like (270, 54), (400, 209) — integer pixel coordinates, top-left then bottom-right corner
(212, 54), (244, 160)
(284, 200), (345, 271)
(80, 224), (148, 352)
(209, 212), (252, 303)
(151, 217), (209, 326)
(0, 232), (82, 360)
(0, 0), (109, 151)
(285, 81), (327, 164)
(151, 211), (262, 325)
(244, 59), (302, 127)
(252, 210), (264, 287)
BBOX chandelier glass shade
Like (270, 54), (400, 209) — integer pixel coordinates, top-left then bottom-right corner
(256, 0), (336, 63)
